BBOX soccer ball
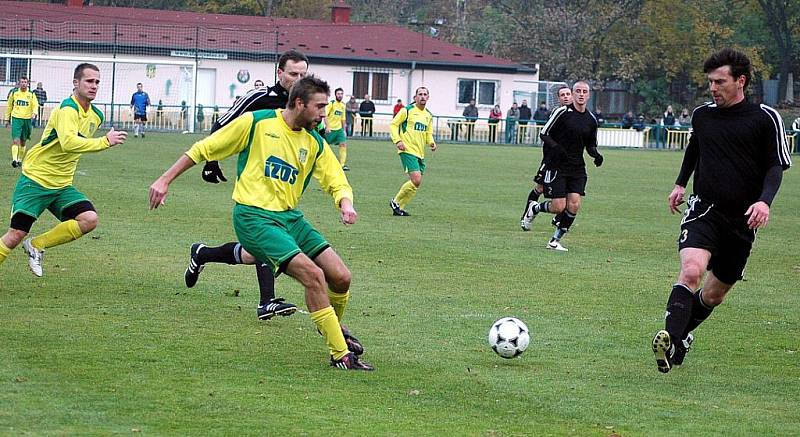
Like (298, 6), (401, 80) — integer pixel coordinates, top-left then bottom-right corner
(488, 317), (530, 359)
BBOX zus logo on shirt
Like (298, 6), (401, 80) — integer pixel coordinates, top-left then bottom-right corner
(16, 100), (29, 106)
(265, 156), (298, 184)
(414, 122), (427, 131)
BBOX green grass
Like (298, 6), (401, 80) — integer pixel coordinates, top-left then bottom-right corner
(1, 132), (799, 436)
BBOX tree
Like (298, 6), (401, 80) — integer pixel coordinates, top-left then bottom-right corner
(755, 0), (800, 103)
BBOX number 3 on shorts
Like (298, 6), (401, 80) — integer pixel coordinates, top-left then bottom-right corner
(680, 229), (688, 243)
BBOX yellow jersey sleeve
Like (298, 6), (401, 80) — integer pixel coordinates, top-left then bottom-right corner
(389, 107), (408, 144)
(186, 112), (255, 164)
(312, 139), (354, 207)
(57, 107), (110, 153)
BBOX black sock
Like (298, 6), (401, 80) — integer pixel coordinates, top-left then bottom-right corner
(256, 262), (276, 305)
(528, 187), (542, 204)
(559, 209), (577, 229)
(682, 288), (714, 338)
(665, 283), (694, 342)
(536, 201), (551, 214)
(197, 242), (242, 265)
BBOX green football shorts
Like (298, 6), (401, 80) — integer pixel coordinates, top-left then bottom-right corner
(232, 204), (330, 274)
(11, 174), (90, 221)
(399, 152), (426, 174)
(11, 117), (33, 141)
(325, 128), (347, 146)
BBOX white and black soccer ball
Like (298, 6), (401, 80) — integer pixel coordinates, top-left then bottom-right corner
(488, 317), (530, 359)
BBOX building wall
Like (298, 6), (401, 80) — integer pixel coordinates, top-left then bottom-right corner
(8, 49), (539, 120)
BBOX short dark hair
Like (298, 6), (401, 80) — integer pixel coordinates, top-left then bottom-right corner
(287, 75), (330, 109)
(415, 86), (428, 95)
(335, 87), (343, 94)
(703, 48), (752, 88)
(19, 76), (28, 81)
(278, 49), (308, 71)
(74, 63), (99, 80)
(137, 82), (143, 86)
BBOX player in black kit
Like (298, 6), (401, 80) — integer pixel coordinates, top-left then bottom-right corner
(652, 48), (792, 373)
(184, 50), (308, 321)
(519, 81), (603, 251)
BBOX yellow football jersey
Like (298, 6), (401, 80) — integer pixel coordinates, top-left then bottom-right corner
(390, 104), (434, 159)
(5, 88), (39, 120)
(23, 96), (109, 189)
(185, 109), (353, 211)
(325, 99), (346, 131)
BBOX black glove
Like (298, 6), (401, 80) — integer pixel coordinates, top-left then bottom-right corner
(202, 161), (227, 183)
(593, 154), (604, 167)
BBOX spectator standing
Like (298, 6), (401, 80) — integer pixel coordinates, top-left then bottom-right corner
(156, 99), (164, 125)
(488, 104), (502, 143)
(359, 94), (375, 137)
(622, 111), (635, 129)
(678, 108), (692, 126)
(345, 95), (359, 137)
(518, 99), (532, 142)
(533, 101), (550, 124)
(506, 102), (520, 143)
(393, 99), (404, 116)
(594, 106), (606, 126)
(462, 99), (479, 142)
(32, 82), (47, 128)
(180, 100), (188, 129)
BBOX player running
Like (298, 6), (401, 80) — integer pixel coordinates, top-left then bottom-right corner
(5, 76), (39, 168)
(149, 75), (373, 370)
(519, 81), (603, 251)
(186, 50), (308, 321)
(652, 48), (791, 373)
(0, 64), (127, 276)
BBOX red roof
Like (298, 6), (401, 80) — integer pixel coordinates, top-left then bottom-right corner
(0, 1), (527, 71)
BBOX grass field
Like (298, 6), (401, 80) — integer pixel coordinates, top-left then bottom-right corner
(1, 132), (799, 436)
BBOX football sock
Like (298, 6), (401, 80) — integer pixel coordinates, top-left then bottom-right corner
(197, 242), (242, 265)
(395, 180), (417, 209)
(328, 289), (350, 321)
(19, 145), (26, 162)
(256, 262), (276, 305)
(665, 283), (694, 342)
(11, 144), (20, 162)
(338, 146), (347, 166)
(31, 219), (82, 250)
(682, 288), (714, 338)
(521, 189), (543, 219)
(0, 239), (11, 265)
(311, 306), (348, 360)
(550, 210), (576, 241)
(535, 201), (552, 214)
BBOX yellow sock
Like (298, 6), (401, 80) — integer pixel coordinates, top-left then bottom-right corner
(328, 290), (350, 322)
(0, 239), (11, 265)
(394, 180), (418, 209)
(310, 306), (348, 360)
(31, 219), (83, 250)
(338, 146), (347, 166)
(11, 144), (20, 162)
(19, 145), (26, 162)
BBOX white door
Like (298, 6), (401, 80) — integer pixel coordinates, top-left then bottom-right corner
(197, 68), (216, 107)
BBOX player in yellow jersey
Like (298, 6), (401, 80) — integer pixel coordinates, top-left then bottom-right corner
(148, 76), (373, 370)
(389, 87), (436, 216)
(5, 77), (40, 168)
(0, 63), (127, 277)
(325, 87), (349, 170)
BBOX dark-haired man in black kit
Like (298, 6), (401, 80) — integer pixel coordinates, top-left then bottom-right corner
(187, 49), (309, 321)
(519, 81), (603, 251)
(652, 48), (792, 373)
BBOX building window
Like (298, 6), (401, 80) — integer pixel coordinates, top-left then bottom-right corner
(352, 71), (389, 101)
(458, 79), (498, 105)
(0, 57), (29, 85)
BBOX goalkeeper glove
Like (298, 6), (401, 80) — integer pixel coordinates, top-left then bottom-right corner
(202, 161), (227, 183)
(593, 154), (604, 167)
